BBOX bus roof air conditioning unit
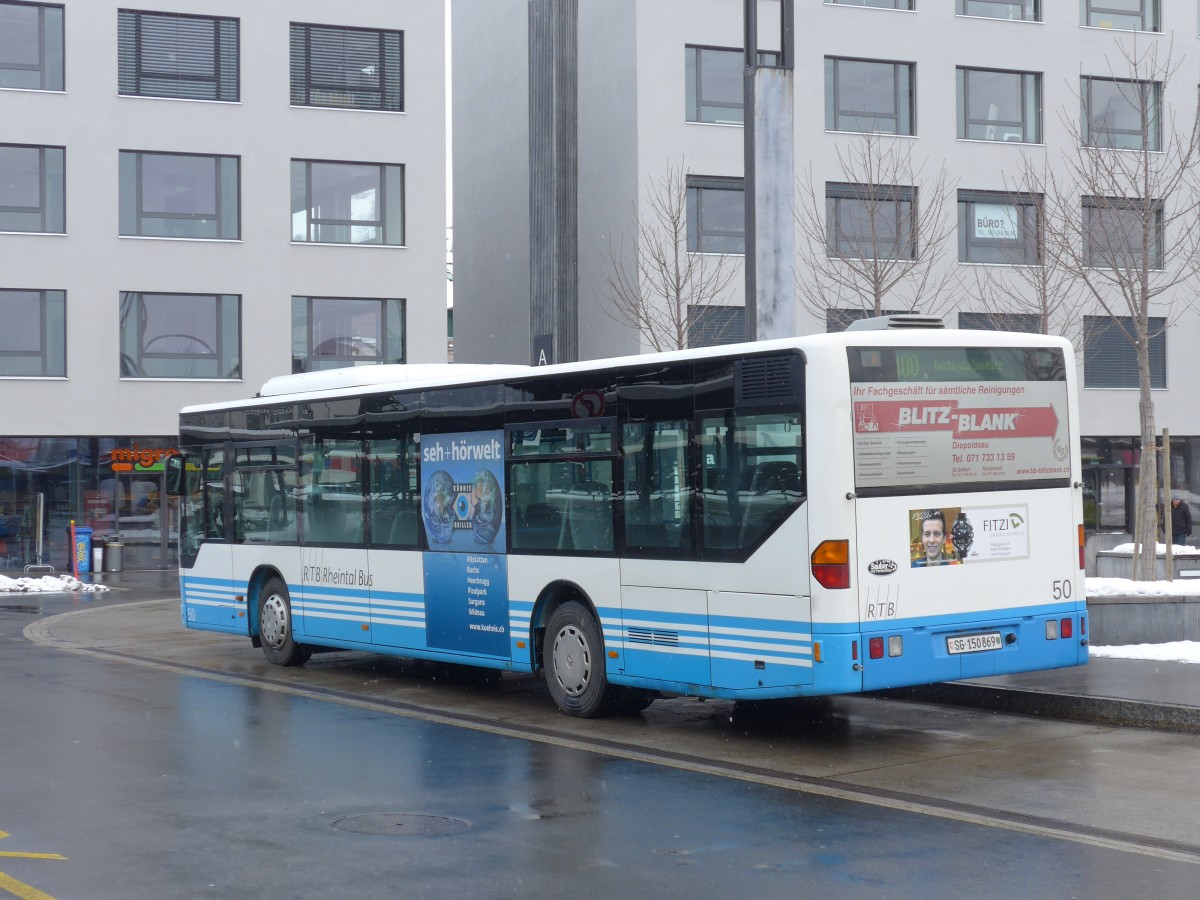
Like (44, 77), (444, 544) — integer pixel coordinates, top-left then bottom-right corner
(846, 314), (945, 331)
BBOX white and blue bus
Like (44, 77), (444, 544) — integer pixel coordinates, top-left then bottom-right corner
(167, 316), (1088, 717)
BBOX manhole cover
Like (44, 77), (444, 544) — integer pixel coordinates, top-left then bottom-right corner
(331, 813), (470, 836)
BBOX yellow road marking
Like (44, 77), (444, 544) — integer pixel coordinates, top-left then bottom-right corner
(0, 871), (58, 900)
(0, 854), (65, 861)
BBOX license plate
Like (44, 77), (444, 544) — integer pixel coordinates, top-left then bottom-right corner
(946, 632), (1003, 655)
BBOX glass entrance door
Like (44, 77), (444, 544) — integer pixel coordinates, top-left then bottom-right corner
(115, 470), (170, 568)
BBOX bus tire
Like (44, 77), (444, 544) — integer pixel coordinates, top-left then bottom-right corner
(544, 601), (611, 718)
(258, 577), (310, 667)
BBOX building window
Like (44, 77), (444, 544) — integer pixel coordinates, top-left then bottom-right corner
(825, 57), (914, 135)
(291, 159), (404, 245)
(290, 22), (403, 112)
(117, 9), (239, 102)
(685, 45), (778, 125)
(956, 0), (1040, 19)
(957, 190), (1040, 264)
(826, 182), (916, 260)
(1083, 197), (1163, 269)
(119, 151), (239, 239)
(829, 0), (915, 9)
(0, 143), (64, 233)
(686, 176), (745, 254)
(1083, 316), (1165, 388)
(1081, 0), (1159, 31)
(0, 288), (64, 376)
(291, 296), (405, 373)
(1082, 77), (1160, 150)
(0, 1), (64, 90)
(957, 67), (1041, 143)
(958, 311), (1041, 332)
(119, 292), (241, 378)
(688, 305), (746, 347)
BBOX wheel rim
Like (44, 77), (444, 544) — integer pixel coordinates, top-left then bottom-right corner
(260, 593), (289, 649)
(551, 623), (591, 697)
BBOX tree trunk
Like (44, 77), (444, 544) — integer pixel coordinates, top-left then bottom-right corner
(1134, 368), (1158, 580)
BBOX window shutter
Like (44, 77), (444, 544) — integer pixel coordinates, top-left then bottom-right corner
(117, 9), (137, 94)
(289, 23), (307, 105)
(118, 11), (238, 101)
(1084, 317), (1166, 389)
(383, 31), (404, 112)
(217, 18), (239, 102)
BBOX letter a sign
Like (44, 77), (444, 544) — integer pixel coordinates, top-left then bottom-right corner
(533, 334), (553, 366)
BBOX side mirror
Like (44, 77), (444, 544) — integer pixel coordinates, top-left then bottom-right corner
(165, 454), (185, 496)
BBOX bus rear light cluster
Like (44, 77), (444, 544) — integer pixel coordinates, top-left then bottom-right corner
(1046, 618), (1076, 640)
(811, 540), (850, 589)
(1078, 525), (1086, 569)
(867, 636), (904, 659)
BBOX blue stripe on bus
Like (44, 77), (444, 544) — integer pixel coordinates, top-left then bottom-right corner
(815, 600), (1085, 635)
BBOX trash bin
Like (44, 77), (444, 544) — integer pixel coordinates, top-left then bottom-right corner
(72, 525), (93, 574)
(92, 536), (105, 573)
(103, 535), (123, 573)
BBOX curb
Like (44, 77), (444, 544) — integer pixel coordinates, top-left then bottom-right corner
(879, 682), (1200, 735)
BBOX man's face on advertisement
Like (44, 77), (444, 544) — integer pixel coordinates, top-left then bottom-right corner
(923, 518), (945, 561)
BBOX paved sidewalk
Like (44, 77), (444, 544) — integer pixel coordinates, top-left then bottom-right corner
(10, 567), (1200, 733)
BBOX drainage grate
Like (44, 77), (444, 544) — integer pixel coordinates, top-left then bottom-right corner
(331, 813), (470, 837)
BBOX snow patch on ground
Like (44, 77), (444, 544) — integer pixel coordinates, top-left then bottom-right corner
(1090, 641), (1200, 664)
(0, 573), (110, 593)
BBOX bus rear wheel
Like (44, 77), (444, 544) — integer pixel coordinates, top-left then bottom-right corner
(544, 601), (613, 718)
(258, 577), (310, 667)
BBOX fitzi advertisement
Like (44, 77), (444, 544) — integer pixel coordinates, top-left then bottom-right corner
(909, 505), (1030, 568)
(420, 431), (510, 657)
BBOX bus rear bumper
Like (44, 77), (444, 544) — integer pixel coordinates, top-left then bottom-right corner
(859, 607), (1089, 692)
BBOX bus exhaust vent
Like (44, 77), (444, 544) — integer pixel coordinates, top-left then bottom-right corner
(628, 627), (679, 647)
(735, 355), (800, 407)
(845, 313), (945, 331)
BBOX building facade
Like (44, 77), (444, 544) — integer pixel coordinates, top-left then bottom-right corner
(1, 0), (447, 569)
(452, 0), (1200, 544)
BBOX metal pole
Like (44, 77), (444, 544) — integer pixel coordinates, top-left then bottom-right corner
(1163, 428), (1173, 581)
(743, 0), (758, 341)
(744, 0), (796, 342)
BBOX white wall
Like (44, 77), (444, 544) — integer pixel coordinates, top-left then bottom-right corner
(1, 0), (447, 436)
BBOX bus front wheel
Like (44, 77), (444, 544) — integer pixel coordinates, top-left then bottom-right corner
(258, 577), (310, 667)
(544, 601), (611, 717)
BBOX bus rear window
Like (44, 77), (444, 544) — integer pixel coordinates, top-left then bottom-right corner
(848, 346), (1071, 492)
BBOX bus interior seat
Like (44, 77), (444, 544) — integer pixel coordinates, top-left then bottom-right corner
(750, 460), (799, 494)
(387, 504), (420, 545)
(519, 502), (560, 549)
(559, 483), (612, 552)
(268, 495), (288, 530)
(739, 461), (799, 548)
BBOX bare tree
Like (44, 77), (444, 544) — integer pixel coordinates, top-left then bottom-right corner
(605, 162), (738, 352)
(795, 133), (957, 327)
(1039, 38), (1200, 577)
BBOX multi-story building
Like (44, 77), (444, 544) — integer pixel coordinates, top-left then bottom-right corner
(1, 0), (446, 569)
(453, 0), (1200, 545)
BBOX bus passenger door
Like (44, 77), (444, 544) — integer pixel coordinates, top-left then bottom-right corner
(295, 437), (372, 645)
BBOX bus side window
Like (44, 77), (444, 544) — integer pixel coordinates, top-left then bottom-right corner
(700, 413), (803, 553)
(204, 448), (225, 540)
(368, 436), (421, 547)
(300, 437), (365, 545)
(621, 421), (693, 555)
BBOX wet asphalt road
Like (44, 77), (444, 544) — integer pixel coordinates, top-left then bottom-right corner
(1, 584), (1199, 898)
